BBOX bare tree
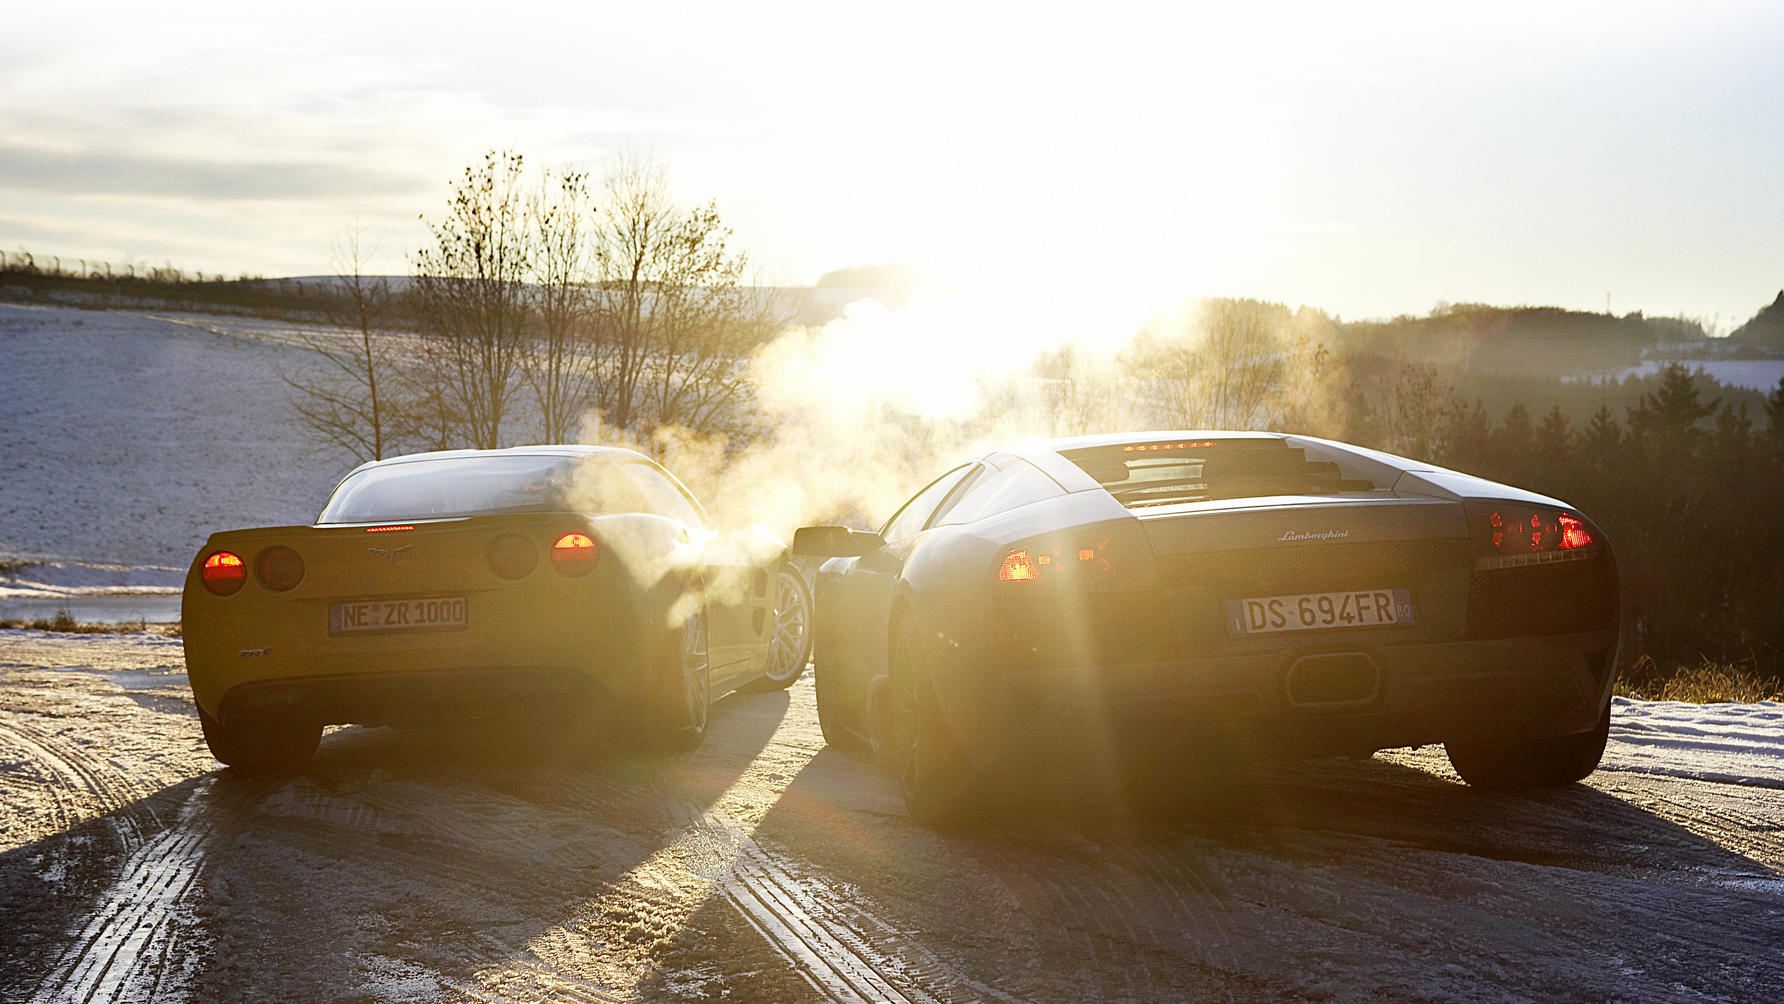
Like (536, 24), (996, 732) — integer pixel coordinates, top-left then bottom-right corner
(411, 150), (532, 449)
(1025, 343), (1145, 435)
(1137, 299), (1292, 430)
(589, 156), (672, 432)
(524, 169), (600, 442)
(588, 157), (780, 438)
(285, 225), (412, 462)
(646, 216), (793, 435)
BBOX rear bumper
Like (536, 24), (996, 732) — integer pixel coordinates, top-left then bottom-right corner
(944, 629), (1618, 769)
(216, 665), (601, 729)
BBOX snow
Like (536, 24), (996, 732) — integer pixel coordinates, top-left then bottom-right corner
(1, 632), (1781, 1002)
(1603, 696), (1784, 787)
(0, 303), (355, 595)
(1578, 358), (1784, 391)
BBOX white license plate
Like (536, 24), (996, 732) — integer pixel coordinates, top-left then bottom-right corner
(1226, 589), (1413, 636)
(329, 596), (467, 635)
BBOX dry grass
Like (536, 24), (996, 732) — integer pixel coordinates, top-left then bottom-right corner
(1617, 655), (1783, 704)
(0, 611), (182, 637)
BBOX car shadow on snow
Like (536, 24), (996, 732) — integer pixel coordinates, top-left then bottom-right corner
(706, 743), (1784, 1001)
(0, 686), (803, 1002)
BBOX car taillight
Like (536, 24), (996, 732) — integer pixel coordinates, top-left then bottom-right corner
(487, 534), (538, 580)
(551, 532), (599, 576)
(999, 548), (1040, 582)
(996, 533), (1139, 588)
(255, 546), (304, 591)
(200, 550), (246, 596)
(1558, 513), (1595, 550)
(1468, 502), (1601, 570)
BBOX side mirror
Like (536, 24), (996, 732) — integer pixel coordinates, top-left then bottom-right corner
(793, 525), (882, 558)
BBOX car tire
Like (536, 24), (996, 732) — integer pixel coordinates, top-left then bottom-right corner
(1445, 693), (1611, 789)
(813, 637), (865, 750)
(644, 607), (711, 752)
(198, 705), (321, 771)
(742, 564), (814, 693)
(890, 619), (975, 828)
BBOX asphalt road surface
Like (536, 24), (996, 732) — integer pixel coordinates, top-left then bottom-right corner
(3, 631), (1782, 1002)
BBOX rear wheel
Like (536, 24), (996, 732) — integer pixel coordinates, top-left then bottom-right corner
(1446, 693), (1611, 789)
(644, 608), (711, 752)
(743, 565), (813, 692)
(890, 620), (975, 827)
(198, 706), (321, 771)
(813, 639), (864, 751)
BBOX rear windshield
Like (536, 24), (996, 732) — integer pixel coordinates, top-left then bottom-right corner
(1062, 439), (1375, 508)
(318, 456), (582, 523)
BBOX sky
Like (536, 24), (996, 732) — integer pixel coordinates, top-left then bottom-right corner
(3, 0), (1782, 331)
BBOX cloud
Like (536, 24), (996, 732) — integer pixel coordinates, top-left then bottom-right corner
(0, 144), (427, 202)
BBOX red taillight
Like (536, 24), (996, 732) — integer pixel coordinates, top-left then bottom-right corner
(1558, 513), (1594, 550)
(551, 532), (599, 576)
(255, 546), (304, 591)
(1469, 502), (1601, 569)
(365, 524), (414, 534)
(1121, 441), (1216, 452)
(487, 534), (538, 580)
(200, 551), (246, 596)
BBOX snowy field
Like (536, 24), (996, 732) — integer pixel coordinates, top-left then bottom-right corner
(0, 633), (1781, 1002)
(0, 303), (355, 604)
(1591, 357), (1784, 391)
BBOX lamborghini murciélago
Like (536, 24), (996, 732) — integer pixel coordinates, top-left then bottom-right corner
(183, 446), (812, 769)
(794, 432), (1619, 825)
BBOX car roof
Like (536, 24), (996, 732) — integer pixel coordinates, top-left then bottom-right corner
(997, 431), (1292, 490)
(342, 444), (650, 477)
(1020, 430), (1288, 453)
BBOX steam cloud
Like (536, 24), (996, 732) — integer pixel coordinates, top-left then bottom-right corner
(564, 286), (1345, 619)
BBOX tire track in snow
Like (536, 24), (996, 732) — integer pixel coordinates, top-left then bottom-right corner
(676, 802), (1020, 1004)
(0, 716), (155, 851)
(1613, 775), (1784, 872)
(27, 774), (279, 1004)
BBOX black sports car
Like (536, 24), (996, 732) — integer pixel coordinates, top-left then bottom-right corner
(794, 432), (1619, 825)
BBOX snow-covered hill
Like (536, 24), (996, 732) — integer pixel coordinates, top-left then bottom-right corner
(0, 303), (356, 597)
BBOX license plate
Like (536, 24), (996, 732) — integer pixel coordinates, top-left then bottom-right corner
(329, 596), (467, 635)
(1227, 589), (1413, 636)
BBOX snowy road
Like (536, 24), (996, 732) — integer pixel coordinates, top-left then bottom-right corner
(2, 630), (1782, 1002)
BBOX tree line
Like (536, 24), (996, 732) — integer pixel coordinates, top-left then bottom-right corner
(1005, 300), (1783, 685)
(286, 151), (791, 460)
(1362, 363), (1784, 688)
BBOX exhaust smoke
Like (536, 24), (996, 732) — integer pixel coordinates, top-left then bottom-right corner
(564, 283), (1348, 623)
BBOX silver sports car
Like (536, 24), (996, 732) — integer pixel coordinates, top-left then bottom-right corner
(794, 432), (1619, 825)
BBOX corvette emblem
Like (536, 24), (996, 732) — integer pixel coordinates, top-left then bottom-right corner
(1278, 529), (1350, 542)
(367, 545), (414, 563)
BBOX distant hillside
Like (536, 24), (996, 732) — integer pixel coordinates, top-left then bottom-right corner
(814, 261), (934, 307)
(1339, 304), (1708, 373)
(1730, 291), (1784, 348)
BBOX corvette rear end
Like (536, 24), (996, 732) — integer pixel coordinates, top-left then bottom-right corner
(177, 445), (761, 770)
(182, 512), (647, 735)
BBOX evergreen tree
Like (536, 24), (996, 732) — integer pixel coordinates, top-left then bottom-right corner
(1765, 376), (1784, 445)
(1629, 363), (1718, 440)
(1582, 404), (1621, 455)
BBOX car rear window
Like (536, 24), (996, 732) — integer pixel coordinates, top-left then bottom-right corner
(1062, 439), (1376, 508)
(318, 456), (585, 523)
